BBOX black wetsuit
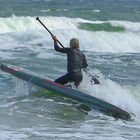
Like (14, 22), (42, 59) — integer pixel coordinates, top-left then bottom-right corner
(54, 42), (88, 87)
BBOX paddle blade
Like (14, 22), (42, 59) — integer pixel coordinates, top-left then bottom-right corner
(92, 77), (100, 84)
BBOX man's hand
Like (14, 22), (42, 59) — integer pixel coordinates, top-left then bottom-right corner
(52, 35), (57, 42)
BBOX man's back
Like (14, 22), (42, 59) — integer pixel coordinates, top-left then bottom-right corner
(54, 45), (88, 73)
(65, 48), (87, 73)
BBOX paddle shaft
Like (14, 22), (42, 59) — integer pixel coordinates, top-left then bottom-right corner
(83, 69), (100, 84)
(36, 17), (65, 48)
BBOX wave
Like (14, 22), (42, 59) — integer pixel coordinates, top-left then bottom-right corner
(0, 16), (140, 52)
(1, 16), (140, 33)
(0, 16), (77, 33)
(81, 72), (140, 120)
(78, 22), (125, 32)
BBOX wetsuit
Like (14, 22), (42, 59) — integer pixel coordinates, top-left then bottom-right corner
(54, 42), (88, 87)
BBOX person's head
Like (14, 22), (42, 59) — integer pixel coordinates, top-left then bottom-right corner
(70, 38), (79, 49)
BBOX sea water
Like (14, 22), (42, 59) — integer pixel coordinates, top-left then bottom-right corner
(0, 0), (140, 139)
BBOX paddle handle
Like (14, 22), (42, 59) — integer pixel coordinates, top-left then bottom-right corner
(36, 17), (65, 48)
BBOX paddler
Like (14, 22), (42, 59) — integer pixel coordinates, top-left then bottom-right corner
(52, 36), (88, 87)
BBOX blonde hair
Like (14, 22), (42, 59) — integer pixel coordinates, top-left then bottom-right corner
(70, 38), (79, 49)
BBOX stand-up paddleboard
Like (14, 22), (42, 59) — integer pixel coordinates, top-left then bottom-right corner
(1, 63), (132, 121)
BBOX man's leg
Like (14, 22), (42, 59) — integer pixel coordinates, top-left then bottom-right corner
(55, 73), (71, 85)
(73, 72), (83, 87)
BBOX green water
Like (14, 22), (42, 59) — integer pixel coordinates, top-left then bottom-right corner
(78, 22), (125, 32)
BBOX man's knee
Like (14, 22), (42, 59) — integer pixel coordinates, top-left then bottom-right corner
(55, 75), (69, 85)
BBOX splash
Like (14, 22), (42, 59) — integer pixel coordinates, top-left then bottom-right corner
(80, 71), (140, 120)
(14, 78), (35, 96)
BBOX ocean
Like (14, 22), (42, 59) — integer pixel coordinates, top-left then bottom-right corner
(0, 0), (140, 139)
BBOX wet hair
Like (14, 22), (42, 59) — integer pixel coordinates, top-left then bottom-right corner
(70, 38), (79, 49)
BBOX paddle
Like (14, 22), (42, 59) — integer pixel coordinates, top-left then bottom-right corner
(36, 17), (100, 84)
(83, 69), (100, 84)
(36, 17), (65, 48)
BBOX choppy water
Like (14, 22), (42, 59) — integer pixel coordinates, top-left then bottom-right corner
(0, 0), (140, 140)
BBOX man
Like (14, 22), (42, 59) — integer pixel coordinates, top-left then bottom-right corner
(52, 36), (88, 87)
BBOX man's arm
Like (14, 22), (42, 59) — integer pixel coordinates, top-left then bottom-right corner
(52, 36), (67, 53)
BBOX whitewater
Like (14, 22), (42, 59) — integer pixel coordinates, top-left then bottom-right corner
(0, 16), (140, 53)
